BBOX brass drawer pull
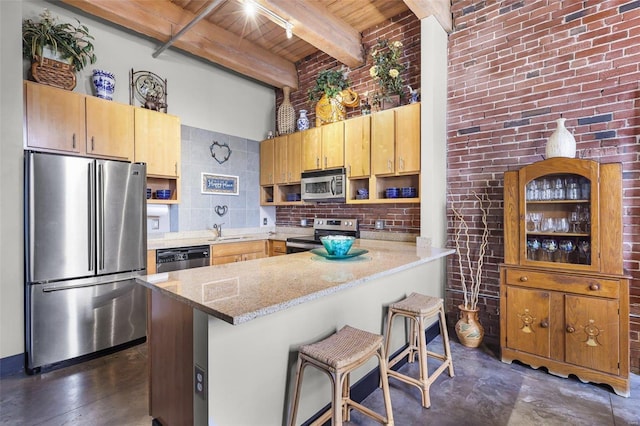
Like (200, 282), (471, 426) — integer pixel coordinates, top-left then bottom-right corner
(519, 276), (528, 282)
(566, 325), (575, 333)
(589, 283), (600, 291)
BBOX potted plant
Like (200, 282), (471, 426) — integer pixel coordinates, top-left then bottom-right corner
(369, 38), (406, 109)
(308, 68), (358, 126)
(23, 9), (97, 89)
(450, 191), (491, 348)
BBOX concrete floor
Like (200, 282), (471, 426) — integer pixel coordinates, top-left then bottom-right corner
(1, 338), (638, 425)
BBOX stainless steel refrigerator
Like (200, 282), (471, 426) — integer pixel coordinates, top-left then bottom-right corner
(25, 151), (147, 372)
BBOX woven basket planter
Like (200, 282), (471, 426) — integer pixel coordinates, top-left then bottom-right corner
(30, 56), (76, 90)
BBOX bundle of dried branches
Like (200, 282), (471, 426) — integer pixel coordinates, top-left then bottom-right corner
(451, 191), (490, 310)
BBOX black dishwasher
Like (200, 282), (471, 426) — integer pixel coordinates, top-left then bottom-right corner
(156, 245), (210, 273)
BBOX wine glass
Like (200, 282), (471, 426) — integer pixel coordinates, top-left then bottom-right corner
(527, 238), (540, 260)
(559, 240), (575, 263)
(541, 239), (558, 262)
(557, 217), (569, 233)
(569, 210), (580, 233)
(578, 240), (591, 264)
(579, 209), (590, 233)
(530, 212), (543, 232)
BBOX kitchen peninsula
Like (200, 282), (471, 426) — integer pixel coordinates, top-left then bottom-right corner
(137, 239), (453, 425)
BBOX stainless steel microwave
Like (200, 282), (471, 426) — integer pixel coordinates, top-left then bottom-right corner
(301, 168), (346, 202)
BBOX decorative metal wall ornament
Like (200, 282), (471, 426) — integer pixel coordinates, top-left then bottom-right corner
(129, 69), (168, 112)
(215, 205), (228, 216)
(210, 141), (232, 164)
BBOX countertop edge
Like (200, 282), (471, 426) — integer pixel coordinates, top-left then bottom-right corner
(137, 245), (454, 325)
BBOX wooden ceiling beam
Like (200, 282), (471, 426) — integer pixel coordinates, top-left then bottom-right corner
(260, 0), (364, 68)
(403, 0), (453, 33)
(61, 0), (299, 89)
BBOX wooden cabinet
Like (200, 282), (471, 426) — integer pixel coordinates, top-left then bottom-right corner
(302, 121), (344, 171)
(24, 81), (85, 154)
(147, 250), (157, 275)
(25, 80), (134, 161)
(134, 108), (180, 177)
(344, 115), (371, 178)
(210, 241), (267, 265)
(269, 240), (287, 256)
(274, 133), (302, 184)
(260, 138), (275, 185)
(501, 158), (629, 396)
(371, 103), (420, 175)
(85, 96), (134, 160)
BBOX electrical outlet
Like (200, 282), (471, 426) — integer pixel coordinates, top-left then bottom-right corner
(263, 217), (268, 225)
(375, 219), (384, 230)
(194, 365), (206, 400)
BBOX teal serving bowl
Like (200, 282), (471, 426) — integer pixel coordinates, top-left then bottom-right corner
(320, 235), (355, 256)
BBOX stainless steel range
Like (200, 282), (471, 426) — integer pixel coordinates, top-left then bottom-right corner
(286, 218), (359, 253)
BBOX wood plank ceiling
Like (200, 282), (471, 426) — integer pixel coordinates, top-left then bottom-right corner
(61, 0), (451, 90)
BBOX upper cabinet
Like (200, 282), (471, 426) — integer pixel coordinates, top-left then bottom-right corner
(260, 138), (275, 186)
(25, 81), (134, 161)
(134, 107), (180, 177)
(85, 96), (134, 160)
(24, 81), (85, 154)
(344, 115), (371, 179)
(302, 121), (344, 171)
(24, 81), (182, 204)
(372, 103), (420, 176)
(274, 132), (302, 184)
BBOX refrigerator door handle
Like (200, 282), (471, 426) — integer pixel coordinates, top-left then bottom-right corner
(88, 162), (95, 272)
(97, 163), (105, 271)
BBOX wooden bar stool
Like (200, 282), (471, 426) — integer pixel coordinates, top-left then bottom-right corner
(384, 292), (454, 408)
(288, 325), (394, 426)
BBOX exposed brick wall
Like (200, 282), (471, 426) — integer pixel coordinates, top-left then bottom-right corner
(448, 0), (640, 372)
(275, 10), (421, 128)
(274, 10), (422, 236)
(276, 203), (420, 233)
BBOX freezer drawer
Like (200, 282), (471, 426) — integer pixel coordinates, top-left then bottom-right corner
(27, 279), (146, 371)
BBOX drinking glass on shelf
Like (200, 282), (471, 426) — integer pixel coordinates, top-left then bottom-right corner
(580, 179), (591, 200)
(529, 212), (543, 232)
(526, 180), (539, 201)
(527, 238), (541, 261)
(578, 240), (591, 264)
(579, 208), (590, 233)
(541, 217), (555, 233)
(541, 239), (558, 262)
(553, 178), (565, 200)
(540, 179), (552, 201)
(566, 178), (579, 200)
(557, 217), (569, 233)
(569, 210), (580, 233)
(559, 240), (575, 263)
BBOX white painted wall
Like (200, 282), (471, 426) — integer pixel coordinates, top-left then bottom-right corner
(1, 0), (275, 361)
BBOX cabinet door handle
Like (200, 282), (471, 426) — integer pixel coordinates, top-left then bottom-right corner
(72, 133), (76, 149)
(400, 157), (404, 170)
(316, 157), (319, 168)
(589, 283), (600, 291)
(324, 156), (327, 168)
(566, 325), (575, 333)
(519, 276), (528, 282)
(387, 159), (392, 171)
(540, 319), (549, 328)
(175, 162), (177, 175)
(91, 136), (95, 151)
(348, 165), (351, 176)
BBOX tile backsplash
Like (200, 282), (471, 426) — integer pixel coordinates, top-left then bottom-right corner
(177, 125), (261, 231)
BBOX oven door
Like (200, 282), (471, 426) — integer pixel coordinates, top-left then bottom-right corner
(286, 240), (321, 254)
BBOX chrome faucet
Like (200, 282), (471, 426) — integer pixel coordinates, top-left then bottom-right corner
(213, 223), (224, 238)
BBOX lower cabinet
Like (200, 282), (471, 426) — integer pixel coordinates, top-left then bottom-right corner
(500, 266), (629, 396)
(210, 241), (267, 265)
(269, 240), (287, 256)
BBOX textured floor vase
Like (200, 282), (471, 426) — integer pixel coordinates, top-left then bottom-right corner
(455, 304), (484, 348)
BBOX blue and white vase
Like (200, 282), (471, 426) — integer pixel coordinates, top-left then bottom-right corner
(92, 69), (116, 100)
(297, 110), (309, 131)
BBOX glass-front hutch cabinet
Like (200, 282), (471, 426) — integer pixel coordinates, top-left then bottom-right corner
(501, 157), (630, 397)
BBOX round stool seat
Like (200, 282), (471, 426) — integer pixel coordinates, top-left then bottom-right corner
(300, 326), (384, 369)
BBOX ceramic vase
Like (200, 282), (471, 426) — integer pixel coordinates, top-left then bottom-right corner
(455, 304), (484, 348)
(92, 69), (116, 101)
(546, 118), (576, 158)
(297, 110), (310, 131)
(277, 86), (295, 135)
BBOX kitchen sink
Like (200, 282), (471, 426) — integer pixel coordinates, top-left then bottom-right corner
(209, 236), (253, 242)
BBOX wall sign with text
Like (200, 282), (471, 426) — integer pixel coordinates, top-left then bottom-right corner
(201, 173), (239, 195)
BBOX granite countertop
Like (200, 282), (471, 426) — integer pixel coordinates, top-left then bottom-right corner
(147, 228), (312, 250)
(136, 239), (454, 325)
